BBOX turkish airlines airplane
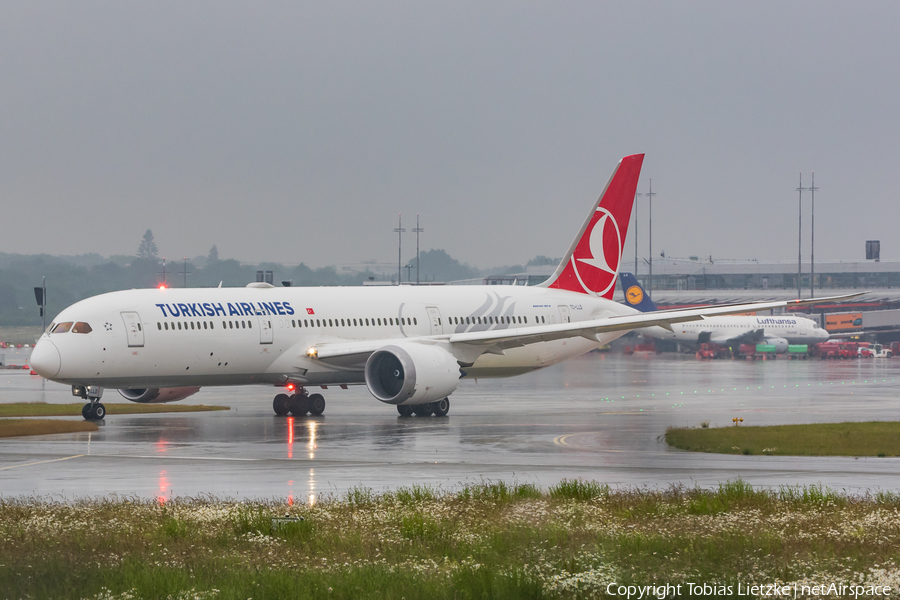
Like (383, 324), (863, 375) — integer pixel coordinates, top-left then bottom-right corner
(30, 154), (853, 420)
(618, 273), (830, 352)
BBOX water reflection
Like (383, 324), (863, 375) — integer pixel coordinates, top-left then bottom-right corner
(286, 416), (294, 458)
(308, 468), (316, 506)
(307, 421), (317, 460)
(158, 469), (169, 504)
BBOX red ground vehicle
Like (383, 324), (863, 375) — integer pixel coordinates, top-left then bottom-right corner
(696, 343), (731, 360)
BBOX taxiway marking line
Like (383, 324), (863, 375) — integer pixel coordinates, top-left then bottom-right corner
(554, 434), (574, 446)
(0, 455), (83, 471)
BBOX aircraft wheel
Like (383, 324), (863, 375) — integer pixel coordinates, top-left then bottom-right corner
(308, 394), (326, 416)
(412, 403), (434, 417)
(289, 394), (309, 416)
(273, 394), (291, 416)
(91, 403), (106, 420)
(396, 405), (413, 417)
(82, 403), (92, 420)
(432, 398), (450, 417)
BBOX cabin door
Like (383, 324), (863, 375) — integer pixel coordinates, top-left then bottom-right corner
(121, 311), (144, 347)
(257, 314), (274, 344)
(557, 305), (571, 324)
(426, 306), (443, 335)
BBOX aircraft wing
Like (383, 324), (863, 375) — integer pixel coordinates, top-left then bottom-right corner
(312, 292), (863, 364)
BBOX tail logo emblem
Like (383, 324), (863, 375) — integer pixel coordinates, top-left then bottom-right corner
(571, 207), (622, 296)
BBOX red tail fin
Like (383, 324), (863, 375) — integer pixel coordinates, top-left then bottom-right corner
(542, 154), (644, 298)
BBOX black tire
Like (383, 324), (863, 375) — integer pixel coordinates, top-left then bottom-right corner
(82, 403), (92, 420)
(396, 405), (413, 417)
(273, 394), (291, 416)
(308, 394), (326, 416)
(289, 394), (309, 416)
(412, 403), (434, 417)
(432, 398), (450, 417)
(91, 403), (106, 420)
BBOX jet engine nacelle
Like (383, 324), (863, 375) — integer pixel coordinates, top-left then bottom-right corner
(365, 343), (461, 405)
(118, 387), (201, 404)
(765, 337), (789, 354)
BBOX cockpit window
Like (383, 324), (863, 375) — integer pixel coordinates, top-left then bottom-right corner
(72, 322), (92, 334)
(53, 322), (73, 334)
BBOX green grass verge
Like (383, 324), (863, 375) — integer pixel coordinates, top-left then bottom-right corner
(2, 480), (900, 599)
(666, 421), (900, 456)
(0, 402), (229, 417)
(0, 418), (98, 438)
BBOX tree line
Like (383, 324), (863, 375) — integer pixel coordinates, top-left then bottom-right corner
(0, 231), (551, 326)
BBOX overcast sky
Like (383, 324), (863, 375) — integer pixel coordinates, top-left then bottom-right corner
(2, 2), (898, 271)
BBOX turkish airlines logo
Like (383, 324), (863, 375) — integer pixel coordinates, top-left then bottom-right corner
(306, 308), (315, 315)
(571, 207), (622, 297)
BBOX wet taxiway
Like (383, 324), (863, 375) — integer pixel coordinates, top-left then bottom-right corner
(1, 351), (899, 501)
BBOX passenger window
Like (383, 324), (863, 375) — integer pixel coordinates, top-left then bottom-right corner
(414, 317), (417, 325)
(137, 323), (142, 331)
(157, 323), (162, 330)
(542, 316), (545, 323)
(329, 319), (333, 327)
(365, 318), (370, 326)
(222, 321), (227, 328)
(353, 319), (357, 326)
(316, 319), (320, 327)
(164, 322), (169, 330)
(341, 319), (345, 326)
(229, 321), (233, 329)
(53, 322), (73, 334)
(203, 322), (208, 329)
(248, 321), (252, 329)
(177, 322), (182, 330)
(190, 322), (195, 330)
(210, 322), (214, 330)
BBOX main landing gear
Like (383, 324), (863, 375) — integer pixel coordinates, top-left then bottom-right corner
(73, 385), (106, 421)
(273, 388), (325, 417)
(397, 397), (450, 418)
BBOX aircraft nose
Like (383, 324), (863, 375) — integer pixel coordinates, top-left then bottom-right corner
(31, 340), (61, 379)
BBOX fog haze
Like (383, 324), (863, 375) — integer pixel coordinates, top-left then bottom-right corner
(2, 2), (898, 269)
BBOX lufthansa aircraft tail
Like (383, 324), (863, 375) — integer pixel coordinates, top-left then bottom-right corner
(618, 272), (658, 312)
(541, 154), (644, 299)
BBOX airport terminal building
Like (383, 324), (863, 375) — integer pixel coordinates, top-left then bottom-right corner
(481, 255), (900, 341)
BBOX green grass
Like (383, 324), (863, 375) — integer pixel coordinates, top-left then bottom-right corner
(2, 481), (900, 599)
(666, 421), (900, 456)
(0, 402), (229, 418)
(0, 418), (98, 438)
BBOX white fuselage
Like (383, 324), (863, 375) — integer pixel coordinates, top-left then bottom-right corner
(637, 315), (829, 346)
(33, 284), (638, 389)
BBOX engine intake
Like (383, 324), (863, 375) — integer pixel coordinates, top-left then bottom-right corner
(118, 387), (201, 404)
(365, 344), (460, 405)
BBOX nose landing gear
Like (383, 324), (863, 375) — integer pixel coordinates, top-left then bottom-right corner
(73, 385), (106, 421)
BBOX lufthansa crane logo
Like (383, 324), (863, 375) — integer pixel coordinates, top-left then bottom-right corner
(626, 285), (643, 305)
(570, 207), (622, 296)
